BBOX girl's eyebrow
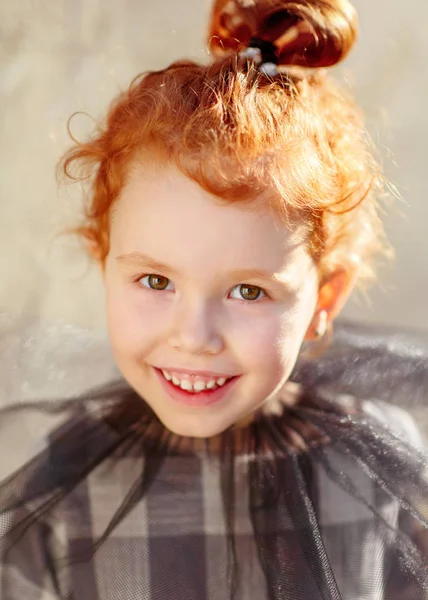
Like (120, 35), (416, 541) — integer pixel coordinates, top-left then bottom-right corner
(116, 252), (295, 290)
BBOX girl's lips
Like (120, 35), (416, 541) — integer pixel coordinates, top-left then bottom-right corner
(153, 367), (240, 407)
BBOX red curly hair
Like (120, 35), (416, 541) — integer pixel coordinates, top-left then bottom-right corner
(60, 0), (390, 287)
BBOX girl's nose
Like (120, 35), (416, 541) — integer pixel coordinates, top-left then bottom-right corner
(167, 300), (223, 355)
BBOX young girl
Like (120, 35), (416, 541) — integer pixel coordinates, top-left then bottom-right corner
(1, 0), (427, 598)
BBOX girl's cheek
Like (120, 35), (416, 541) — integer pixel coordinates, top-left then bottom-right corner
(106, 289), (158, 354)
(266, 305), (312, 367)
(230, 315), (286, 368)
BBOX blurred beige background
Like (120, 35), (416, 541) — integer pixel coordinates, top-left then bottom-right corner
(0, 0), (427, 333)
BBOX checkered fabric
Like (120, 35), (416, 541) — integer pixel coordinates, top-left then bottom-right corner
(0, 396), (426, 600)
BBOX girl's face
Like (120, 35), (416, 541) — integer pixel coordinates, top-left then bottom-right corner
(104, 163), (319, 438)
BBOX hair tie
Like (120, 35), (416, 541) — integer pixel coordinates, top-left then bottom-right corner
(239, 36), (280, 77)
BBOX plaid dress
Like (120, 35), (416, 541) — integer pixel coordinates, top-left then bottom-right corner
(0, 392), (427, 600)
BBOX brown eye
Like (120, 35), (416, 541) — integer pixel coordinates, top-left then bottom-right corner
(234, 284), (264, 301)
(139, 274), (171, 291)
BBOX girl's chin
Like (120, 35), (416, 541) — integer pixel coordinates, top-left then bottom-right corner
(156, 412), (236, 439)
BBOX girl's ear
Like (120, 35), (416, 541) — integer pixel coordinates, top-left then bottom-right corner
(305, 268), (357, 341)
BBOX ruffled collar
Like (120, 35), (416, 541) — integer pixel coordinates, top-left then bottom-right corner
(102, 381), (359, 458)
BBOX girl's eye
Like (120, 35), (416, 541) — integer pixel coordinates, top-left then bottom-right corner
(230, 284), (266, 302)
(139, 274), (173, 291)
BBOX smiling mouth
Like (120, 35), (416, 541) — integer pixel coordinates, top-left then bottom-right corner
(153, 367), (240, 407)
(158, 368), (236, 392)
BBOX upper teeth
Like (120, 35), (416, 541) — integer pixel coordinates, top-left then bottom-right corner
(161, 370), (229, 393)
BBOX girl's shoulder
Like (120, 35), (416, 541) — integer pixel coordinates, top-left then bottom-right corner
(361, 398), (426, 449)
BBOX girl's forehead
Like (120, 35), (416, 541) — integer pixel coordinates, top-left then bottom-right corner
(110, 164), (315, 284)
(115, 162), (307, 245)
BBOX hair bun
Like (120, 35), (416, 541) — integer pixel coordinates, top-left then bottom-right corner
(208, 0), (358, 69)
